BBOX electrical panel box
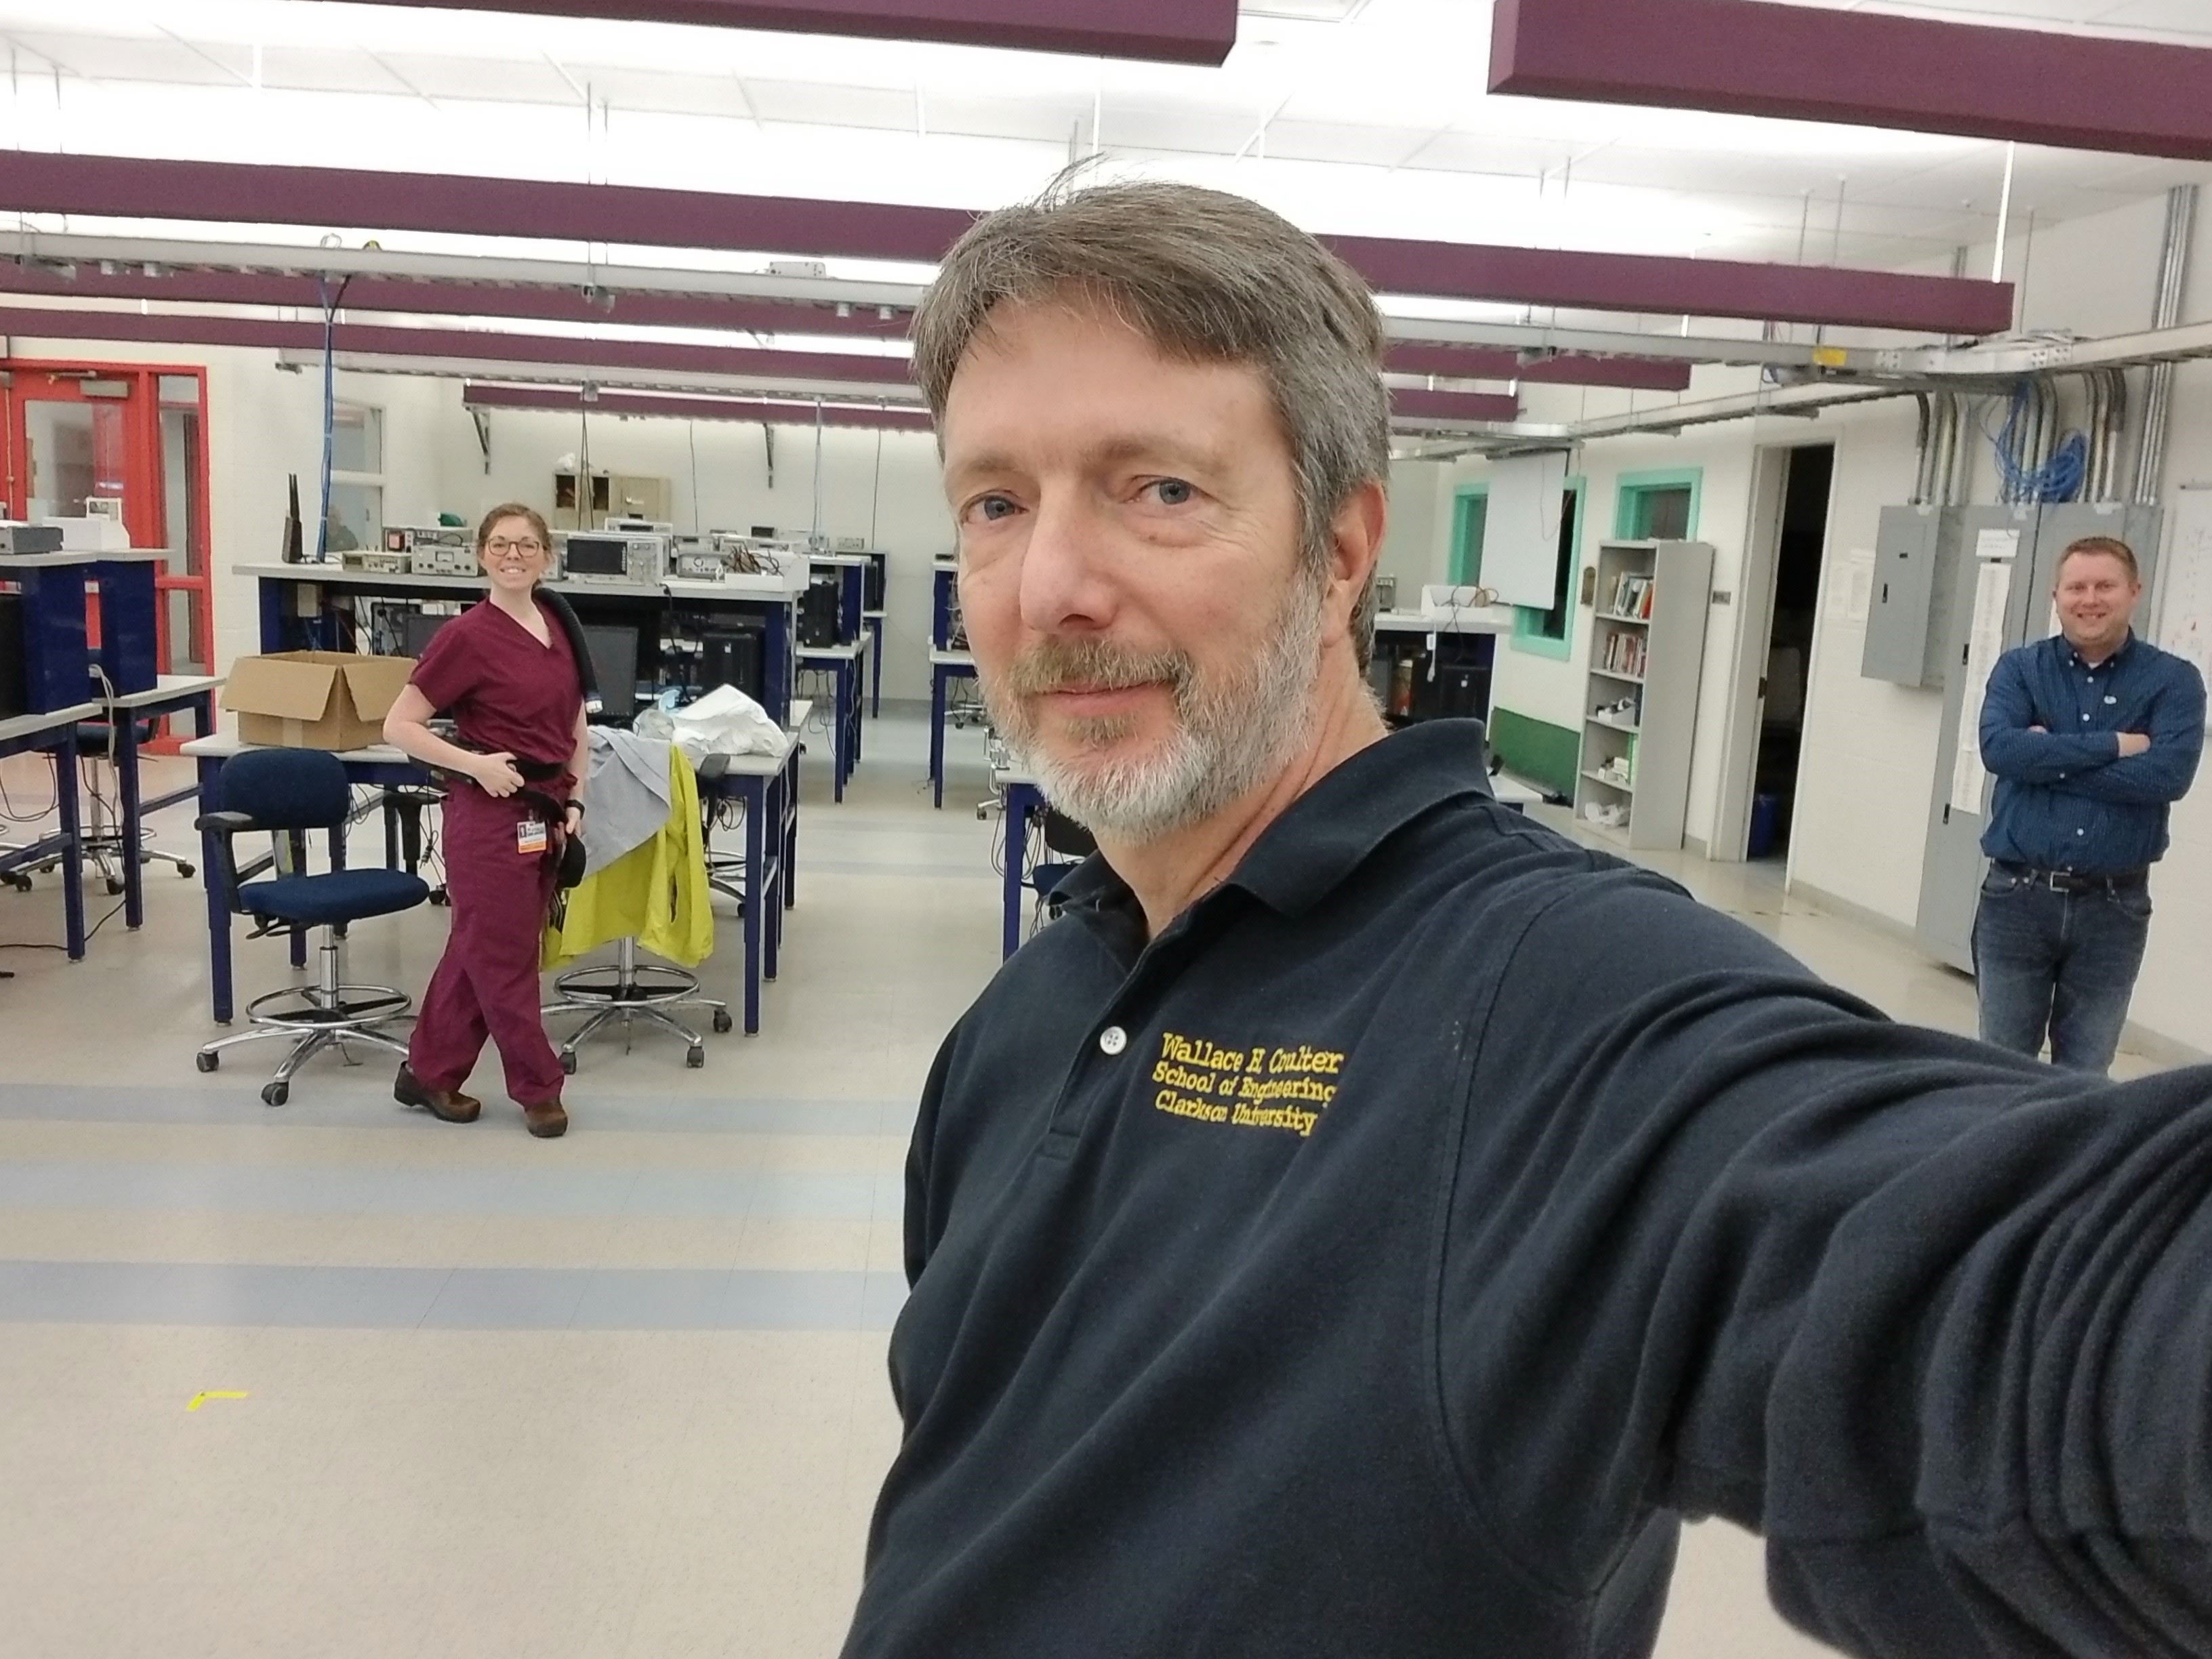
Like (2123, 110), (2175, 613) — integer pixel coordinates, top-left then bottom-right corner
(1912, 500), (2163, 970)
(1862, 506), (1964, 688)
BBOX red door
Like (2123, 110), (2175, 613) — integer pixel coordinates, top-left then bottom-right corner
(1, 362), (216, 744)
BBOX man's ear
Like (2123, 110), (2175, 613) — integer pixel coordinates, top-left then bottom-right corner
(1324, 479), (1388, 629)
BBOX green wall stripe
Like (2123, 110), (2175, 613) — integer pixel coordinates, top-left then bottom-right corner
(1488, 707), (1578, 800)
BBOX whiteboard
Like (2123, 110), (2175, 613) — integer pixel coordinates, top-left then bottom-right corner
(2156, 484), (2212, 685)
(1482, 451), (1569, 609)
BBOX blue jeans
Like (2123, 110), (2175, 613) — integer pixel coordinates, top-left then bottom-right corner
(1971, 865), (2152, 1076)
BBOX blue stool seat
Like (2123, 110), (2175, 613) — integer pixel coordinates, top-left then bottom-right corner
(242, 869), (430, 928)
(1031, 861), (1083, 901)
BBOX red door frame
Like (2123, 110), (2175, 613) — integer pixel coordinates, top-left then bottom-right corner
(1, 360), (216, 748)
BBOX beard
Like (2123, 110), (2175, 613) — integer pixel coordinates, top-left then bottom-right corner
(979, 573), (1328, 844)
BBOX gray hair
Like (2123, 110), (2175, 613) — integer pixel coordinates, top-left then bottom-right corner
(911, 175), (1392, 664)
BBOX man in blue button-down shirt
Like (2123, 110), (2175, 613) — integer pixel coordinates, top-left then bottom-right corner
(1975, 535), (2205, 1072)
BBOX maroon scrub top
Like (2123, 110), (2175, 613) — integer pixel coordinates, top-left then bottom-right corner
(409, 597), (583, 769)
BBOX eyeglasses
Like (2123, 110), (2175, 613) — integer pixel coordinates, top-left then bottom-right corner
(485, 537), (546, 556)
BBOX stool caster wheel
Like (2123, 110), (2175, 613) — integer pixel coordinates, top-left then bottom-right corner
(194, 1051), (218, 1073)
(560, 1052), (578, 1076)
(261, 1082), (288, 1107)
(712, 1009), (733, 1034)
(5, 874), (30, 892)
(177, 863), (195, 879)
(104, 877), (125, 896)
(686, 1046), (705, 1069)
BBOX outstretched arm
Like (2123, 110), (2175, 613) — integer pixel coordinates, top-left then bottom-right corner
(1442, 873), (2212, 1657)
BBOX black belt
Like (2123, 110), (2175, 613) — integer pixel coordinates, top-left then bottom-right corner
(1993, 860), (2148, 894)
(426, 751), (586, 890)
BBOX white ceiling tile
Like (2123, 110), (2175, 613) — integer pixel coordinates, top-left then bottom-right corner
(253, 45), (415, 98)
(1261, 119), (1434, 168)
(744, 79), (919, 134)
(3, 30), (240, 86)
(579, 66), (756, 120)
(928, 93), (1097, 146)
(374, 54), (580, 107)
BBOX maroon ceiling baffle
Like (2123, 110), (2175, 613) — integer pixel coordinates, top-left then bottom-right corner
(1490, 0), (2212, 162)
(0, 153), (2012, 335)
(0, 306), (921, 387)
(1385, 344), (1691, 393)
(301, 0), (1238, 65)
(464, 382), (938, 430)
(1389, 389), (1523, 425)
(0, 263), (913, 340)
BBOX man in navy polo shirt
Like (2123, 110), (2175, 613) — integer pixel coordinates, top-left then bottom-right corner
(1974, 535), (2205, 1073)
(840, 178), (2212, 1659)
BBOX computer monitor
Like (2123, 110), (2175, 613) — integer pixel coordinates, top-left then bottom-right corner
(579, 623), (642, 722)
(401, 609), (454, 659)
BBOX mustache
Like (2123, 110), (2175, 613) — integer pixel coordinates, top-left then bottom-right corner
(1002, 638), (1191, 699)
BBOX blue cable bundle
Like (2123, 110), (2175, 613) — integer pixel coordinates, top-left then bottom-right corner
(1986, 382), (2086, 504)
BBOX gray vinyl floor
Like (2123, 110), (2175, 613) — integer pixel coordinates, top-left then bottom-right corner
(0, 705), (2171, 1658)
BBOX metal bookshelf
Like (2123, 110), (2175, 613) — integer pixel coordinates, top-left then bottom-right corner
(1575, 538), (1714, 849)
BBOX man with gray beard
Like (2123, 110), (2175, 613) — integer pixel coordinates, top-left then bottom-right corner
(842, 177), (2212, 1659)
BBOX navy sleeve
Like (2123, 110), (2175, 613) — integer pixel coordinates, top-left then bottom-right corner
(2054, 657), (2207, 807)
(1439, 870), (2212, 1657)
(1978, 649), (2120, 779)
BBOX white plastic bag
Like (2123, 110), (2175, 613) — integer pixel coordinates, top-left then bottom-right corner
(653, 684), (784, 764)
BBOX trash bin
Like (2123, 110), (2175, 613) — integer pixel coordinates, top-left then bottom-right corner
(1747, 792), (1780, 859)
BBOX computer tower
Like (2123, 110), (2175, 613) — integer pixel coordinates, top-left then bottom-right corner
(0, 594), (26, 718)
(798, 575), (842, 648)
(863, 552), (886, 613)
(699, 625), (766, 703)
(1420, 661), (1490, 722)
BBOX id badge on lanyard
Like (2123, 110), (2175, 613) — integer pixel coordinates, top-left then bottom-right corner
(516, 817), (548, 857)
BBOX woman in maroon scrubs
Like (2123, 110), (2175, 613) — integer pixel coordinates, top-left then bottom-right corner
(382, 504), (589, 1138)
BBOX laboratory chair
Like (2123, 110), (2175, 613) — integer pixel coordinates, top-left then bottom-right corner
(541, 936), (732, 1073)
(547, 750), (733, 1072)
(192, 747), (430, 1106)
(1027, 806), (1097, 936)
(0, 718), (195, 895)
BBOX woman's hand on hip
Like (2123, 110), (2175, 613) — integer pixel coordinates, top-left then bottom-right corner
(473, 752), (525, 797)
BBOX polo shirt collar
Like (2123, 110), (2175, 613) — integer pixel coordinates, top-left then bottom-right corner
(1052, 720), (1499, 925)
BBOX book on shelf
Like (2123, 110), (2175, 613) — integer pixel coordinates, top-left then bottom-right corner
(1605, 573), (1656, 619)
(1600, 632), (1650, 678)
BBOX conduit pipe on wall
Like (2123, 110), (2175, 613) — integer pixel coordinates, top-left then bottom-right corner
(1911, 392), (1936, 505)
(2133, 183), (2198, 504)
(1938, 392), (1969, 506)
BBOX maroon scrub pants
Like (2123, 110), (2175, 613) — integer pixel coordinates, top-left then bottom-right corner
(408, 785), (563, 1106)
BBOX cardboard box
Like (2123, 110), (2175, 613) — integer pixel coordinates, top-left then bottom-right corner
(224, 651), (416, 751)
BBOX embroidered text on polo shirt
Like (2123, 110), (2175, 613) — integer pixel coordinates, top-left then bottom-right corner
(1151, 1030), (1345, 1136)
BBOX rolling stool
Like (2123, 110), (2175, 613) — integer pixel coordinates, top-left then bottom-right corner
(541, 936), (733, 1072)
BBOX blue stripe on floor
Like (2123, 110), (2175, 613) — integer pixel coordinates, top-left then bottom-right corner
(0, 1160), (905, 1218)
(0, 1084), (913, 1134)
(0, 1261), (909, 1330)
